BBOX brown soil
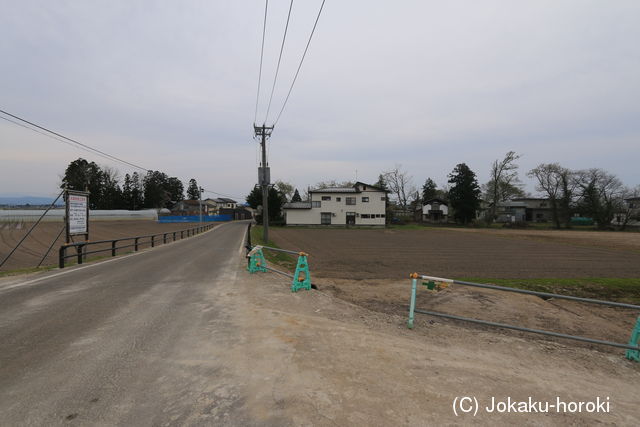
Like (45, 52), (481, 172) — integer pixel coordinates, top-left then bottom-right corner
(0, 220), (215, 271)
(269, 227), (640, 279)
(268, 227), (640, 358)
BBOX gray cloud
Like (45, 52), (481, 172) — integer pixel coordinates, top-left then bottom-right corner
(1, 0), (638, 199)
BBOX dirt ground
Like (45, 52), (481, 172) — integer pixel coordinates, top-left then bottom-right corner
(269, 227), (640, 279)
(0, 220), (216, 272)
(268, 226), (640, 362)
(238, 263), (640, 425)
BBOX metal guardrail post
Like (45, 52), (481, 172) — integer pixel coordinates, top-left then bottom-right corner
(173, 232), (176, 241)
(111, 241), (117, 257)
(181, 230), (184, 239)
(408, 273), (418, 329)
(151, 235), (155, 247)
(76, 245), (83, 265)
(59, 246), (66, 268)
(163, 233), (167, 244)
(134, 237), (139, 251)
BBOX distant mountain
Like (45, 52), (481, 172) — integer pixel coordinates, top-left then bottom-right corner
(0, 196), (64, 206)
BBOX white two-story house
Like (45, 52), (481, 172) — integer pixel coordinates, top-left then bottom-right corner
(283, 182), (388, 226)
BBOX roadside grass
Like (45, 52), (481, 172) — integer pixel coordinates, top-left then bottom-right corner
(460, 277), (640, 304)
(250, 225), (297, 270)
(0, 265), (57, 278)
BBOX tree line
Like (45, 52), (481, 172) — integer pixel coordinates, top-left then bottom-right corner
(377, 153), (639, 229)
(59, 158), (203, 210)
(252, 154), (638, 229)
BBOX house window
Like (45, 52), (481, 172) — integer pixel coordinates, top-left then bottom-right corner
(361, 214), (370, 218)
(381, 214), (385, 218)
(312, 201), (321, 208)
(322, 196), (331, 201)
(362, 197), (369, 203)
(321, 212), (332, 225)
(336, 197), (341, 202)
(346, 197), (356, 205)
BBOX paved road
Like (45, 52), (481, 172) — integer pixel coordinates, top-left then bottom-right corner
(0, 221), (250, 426)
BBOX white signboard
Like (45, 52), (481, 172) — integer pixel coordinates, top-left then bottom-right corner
(68, 194), (88, 235)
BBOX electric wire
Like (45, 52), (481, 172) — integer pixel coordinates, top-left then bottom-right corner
(1, 110), (240, 203)
(264, 0), (294, 124)
(272, 0), (326, 126)
(0, 109), (149, 172)
(253, 0), (269, 125)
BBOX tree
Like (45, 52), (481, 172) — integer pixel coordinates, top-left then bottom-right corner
(186, 178), (200, 200)
(130, 171), (144, 210)
(143, 171), (170, 209)
(122, 173), (133, 209)
(99, 166), (123, 209)
(60, 158), (104, 209)
(574, 168), (624, 229)
(528, 163), (576, 228)
(166, 177), (185, 209)
(448, 163), (481, 224)
(291, 189), (302, 202)
(619, 186), (640, 230)
(374, 173), (393, 223)
(383, 165), (415, 212)
(484, 151), (523, 222)
(246, 186), (287, 224)
(421, 178), (438, 204)
(275, 180), (295, 201)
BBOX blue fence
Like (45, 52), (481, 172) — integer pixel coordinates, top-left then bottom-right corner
(158, 215), (232, 223)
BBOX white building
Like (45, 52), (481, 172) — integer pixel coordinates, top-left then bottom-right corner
(422, 198), (448, 223)
(283, 182), (388, 226)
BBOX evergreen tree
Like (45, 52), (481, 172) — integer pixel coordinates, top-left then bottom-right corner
(143, 171), (170, 208)
(60, 158), (104, 209)
(131, 171), (143, 210)
(186, 178), (200, 200)
(122, 173), (133, 209)
(246, 186), (287, 224)
(166, 177), (185, 208)
(421, 178), (438, 204)
(448, 163), (481, 224)
(291, 189), (302, 202)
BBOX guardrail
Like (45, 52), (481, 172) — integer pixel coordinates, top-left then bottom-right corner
(58, 224), (215, 268)
(407, 273), (640, 362)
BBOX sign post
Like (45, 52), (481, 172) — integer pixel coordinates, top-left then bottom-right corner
(65, 189), (90, 246)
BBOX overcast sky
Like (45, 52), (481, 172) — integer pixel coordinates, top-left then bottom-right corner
(1, 1), (639, 200)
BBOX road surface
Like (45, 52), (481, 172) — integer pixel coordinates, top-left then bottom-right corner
(0, 221), (250, 425)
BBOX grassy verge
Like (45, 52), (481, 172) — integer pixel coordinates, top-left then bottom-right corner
(459, 277), (640, 304)
(250, 225), (297, 270)
(0, 265), (57, 278)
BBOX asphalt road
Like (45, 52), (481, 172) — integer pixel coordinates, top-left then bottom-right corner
(0, 221), (250, 426)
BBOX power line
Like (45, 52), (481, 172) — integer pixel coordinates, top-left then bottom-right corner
(253, 0), (269, 125)
(0, 109), (149, 172)
(1, 110), (238, 201)
(264, 0), (294, 124)
(202, 189), (245, 201)
(273, 0), (326, 126)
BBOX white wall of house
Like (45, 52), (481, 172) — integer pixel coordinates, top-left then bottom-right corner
(284, 186), (386, 226)
(422, 203), (448, 216)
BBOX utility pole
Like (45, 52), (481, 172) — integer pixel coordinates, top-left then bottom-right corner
(254, 124), (273, 243)
(199, 186), (203, 224)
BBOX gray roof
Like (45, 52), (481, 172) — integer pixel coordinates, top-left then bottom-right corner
(309, 187), (357, 193)
(283, 202), (312, 209)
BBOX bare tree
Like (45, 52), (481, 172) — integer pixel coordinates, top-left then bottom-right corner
(383, 165), (415, 212)
(619, 185), (640, 230)
(527, 163), (576, 228)
(484, 151), (523, 222)
(274, 180), (295, 201)
(574, 168), (624, 229)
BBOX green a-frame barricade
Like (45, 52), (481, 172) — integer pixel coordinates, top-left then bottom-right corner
(627, 316), (640, 362)
(247, 246), (311, 293)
